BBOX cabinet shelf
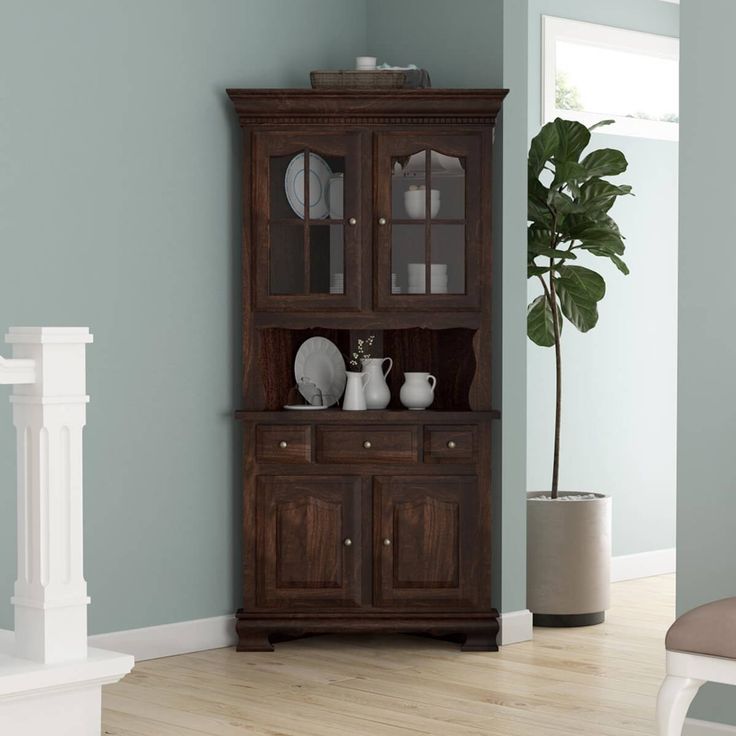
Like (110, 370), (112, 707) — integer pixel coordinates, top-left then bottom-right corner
(235, 409), (500, 422)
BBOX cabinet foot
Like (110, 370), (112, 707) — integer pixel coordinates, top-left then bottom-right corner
(461, 629), (499, 652)
(236, 627), (274, 652)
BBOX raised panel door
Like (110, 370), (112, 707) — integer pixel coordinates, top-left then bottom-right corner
(373, 475), (484, 608)
(256, 475), (362, 607)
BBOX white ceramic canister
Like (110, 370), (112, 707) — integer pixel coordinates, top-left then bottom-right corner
(342, 371), (369, 411)
(362, 357), (393, 410)
(399, 372), (437, 410)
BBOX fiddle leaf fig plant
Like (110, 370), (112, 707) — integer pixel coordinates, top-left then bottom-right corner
(528, 118), (633, 498)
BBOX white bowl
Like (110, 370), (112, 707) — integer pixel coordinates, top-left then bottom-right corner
(404, 189), (441, 219)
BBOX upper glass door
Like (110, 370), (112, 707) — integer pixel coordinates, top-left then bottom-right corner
(374, 133), (483, 311)
(253, 132), (362, 310)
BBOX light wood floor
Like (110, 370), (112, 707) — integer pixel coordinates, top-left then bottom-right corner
(101, 575), (674, 735)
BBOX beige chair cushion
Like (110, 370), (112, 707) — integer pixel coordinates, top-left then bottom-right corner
(666, 597), (736, 658)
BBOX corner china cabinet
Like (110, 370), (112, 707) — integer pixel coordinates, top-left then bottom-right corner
(228, 88), (507, 651)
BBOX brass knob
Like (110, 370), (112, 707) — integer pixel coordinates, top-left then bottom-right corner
(363, 440), (372, 449)
(383, 538), (391, 546)
(343, 538), (352, 547)
(378, 217), (387, 226)
(348, 217), (357, 226)
(279, 441), (288, 449)
(447, 440), (457, 449)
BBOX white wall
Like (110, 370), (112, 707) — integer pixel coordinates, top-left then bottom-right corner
(526, 0), (679, 557)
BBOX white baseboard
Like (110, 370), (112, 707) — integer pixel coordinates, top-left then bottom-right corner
(499, 609), (533, 646)
(88, 614), (237, 662)
(684, 718), (736, 735)
(611, 547), (676, 582)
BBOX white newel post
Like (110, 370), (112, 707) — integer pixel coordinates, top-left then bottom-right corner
(9, 327), (91, 663)
(0, 327), (133, 736)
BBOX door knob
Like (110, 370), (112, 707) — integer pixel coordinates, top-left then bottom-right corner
(348, 217), (357, 226)
(383, 538), (392, 546)
(343, 538), (352, 547)
(378, 217), (387, 226)
(279, 441), (288, 449)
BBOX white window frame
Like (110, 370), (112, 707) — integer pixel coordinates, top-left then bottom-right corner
(542, 16), (679, 141)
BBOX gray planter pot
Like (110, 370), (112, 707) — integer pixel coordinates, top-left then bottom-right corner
(527, 491), (612, 627)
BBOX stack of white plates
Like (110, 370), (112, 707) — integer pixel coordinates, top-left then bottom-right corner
(407, 263), (448, 294)
(391, 272), (401, 294)
(330, 272), (344, 294)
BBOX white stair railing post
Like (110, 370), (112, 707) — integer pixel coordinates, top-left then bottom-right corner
(0, 326), (133, 736)
(6, 327), (92, 663)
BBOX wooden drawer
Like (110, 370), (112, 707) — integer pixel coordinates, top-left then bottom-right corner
(256, 425), (311, 463)
(316, 425), (418, 464)
(424, 425), (477, 463)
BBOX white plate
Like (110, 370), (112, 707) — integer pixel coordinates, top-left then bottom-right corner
(294, 336), (346, 408)
(285, 153), (332, 220)
(283, 404), (330, 411)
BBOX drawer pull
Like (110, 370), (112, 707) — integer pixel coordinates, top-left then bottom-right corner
(363, 440), (372, 449)
(383, 538), (392, 547)
(343, 538), (352, 547)
(278, 440), (288, 449)
(447, 440), (457, 449)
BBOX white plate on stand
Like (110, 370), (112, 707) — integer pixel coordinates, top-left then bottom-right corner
(294, 336), (346, 408)
(285, 153), (332, 219)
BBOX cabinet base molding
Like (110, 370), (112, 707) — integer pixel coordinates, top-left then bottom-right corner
(235, 611), (499, 652)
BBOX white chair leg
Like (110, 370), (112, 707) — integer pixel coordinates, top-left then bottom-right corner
(656, 675), (705, 736)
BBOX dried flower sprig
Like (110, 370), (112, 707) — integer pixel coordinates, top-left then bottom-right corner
(349, 334), (375, 370)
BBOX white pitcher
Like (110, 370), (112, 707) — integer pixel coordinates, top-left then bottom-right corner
(399, 372), (437, 410)
(342, 371), (369, 411)
(362, 357), (393, 410)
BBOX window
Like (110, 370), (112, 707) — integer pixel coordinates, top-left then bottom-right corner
(542, 16), (679, 141)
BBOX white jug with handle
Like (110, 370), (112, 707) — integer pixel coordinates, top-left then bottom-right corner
(362, 357), (393, 410)
(342, 371), (370, 411)
(399, 372), (437, 410)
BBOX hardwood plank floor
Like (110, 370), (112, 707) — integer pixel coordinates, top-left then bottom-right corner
(102, 575), (674, 735)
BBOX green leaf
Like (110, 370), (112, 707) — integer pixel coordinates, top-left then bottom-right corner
(528, 121), (559, 177)
(555, 265), (606, 332)
(580, 149), (628, 179)
(527, 295), (560, 347)
(553, 118), (591, 163)
(528, 265), (550, 278)
(528, 176), (552, 226)
(588, 119), (615, 132)
(610, 254), (630, 275)
(578, 178), (633, 215)
(547, 189), (585, 216)
(551, 160), (588, 188)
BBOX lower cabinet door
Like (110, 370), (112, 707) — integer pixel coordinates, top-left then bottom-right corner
(374, 476), (485, 608)
(256, 475), (362, 608)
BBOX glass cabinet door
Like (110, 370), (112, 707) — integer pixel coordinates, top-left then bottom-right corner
(253, 132), (362, 310)
(374, 133), (483, 310)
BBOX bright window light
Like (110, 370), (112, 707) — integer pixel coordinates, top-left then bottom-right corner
(542, 16), (679, 141)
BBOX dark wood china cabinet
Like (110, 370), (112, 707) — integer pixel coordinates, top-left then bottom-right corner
(228, 88), (507, 651)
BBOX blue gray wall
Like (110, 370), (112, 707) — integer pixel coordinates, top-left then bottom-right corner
(678, 0), (736, 726)
(0, 0), (366, 634)
(526, 0), (679, 558)
(368, 0), (529, 614)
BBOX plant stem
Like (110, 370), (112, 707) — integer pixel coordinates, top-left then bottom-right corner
(547, 260), (562, 499)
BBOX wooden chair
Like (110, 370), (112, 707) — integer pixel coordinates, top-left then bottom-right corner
(657, 598), (736, 735)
